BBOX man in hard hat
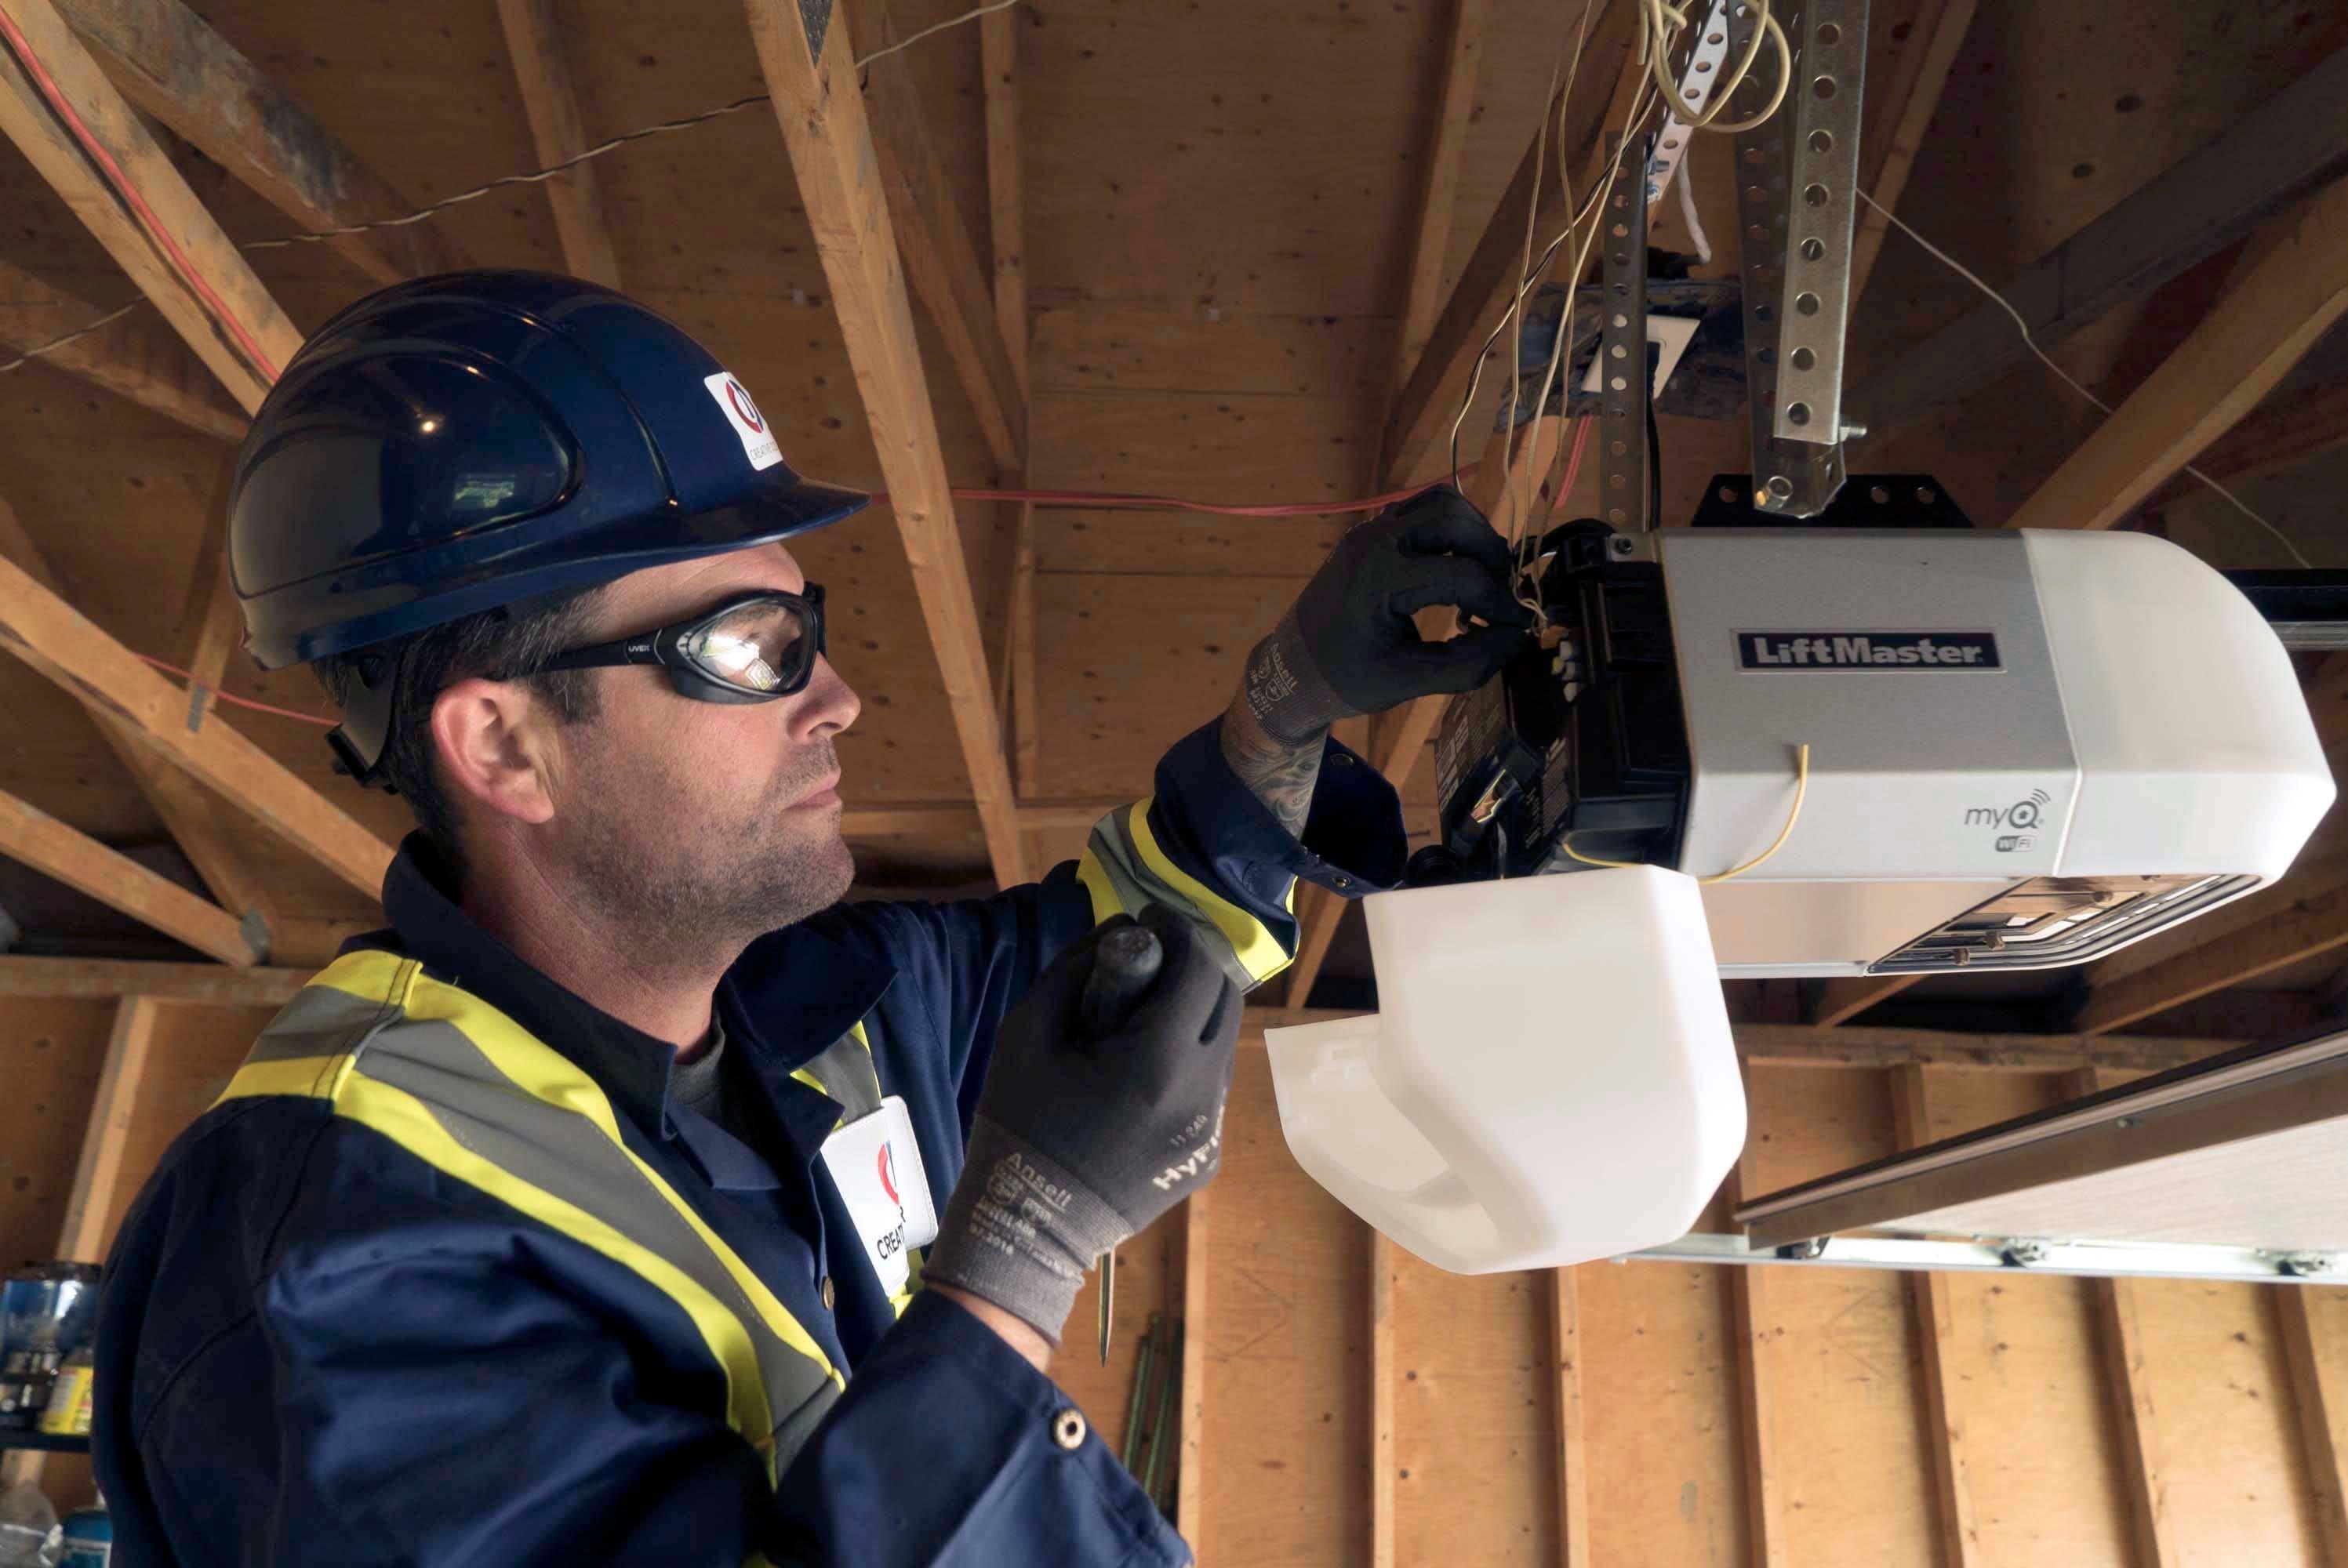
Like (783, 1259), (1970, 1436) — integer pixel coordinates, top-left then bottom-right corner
(92, 273), (1528, 1566)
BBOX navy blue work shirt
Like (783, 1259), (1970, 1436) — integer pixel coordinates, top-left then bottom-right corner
(93, 718), (1405, 1566)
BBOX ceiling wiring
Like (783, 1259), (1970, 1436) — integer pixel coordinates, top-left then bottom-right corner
(1855, 188), (2317, 569)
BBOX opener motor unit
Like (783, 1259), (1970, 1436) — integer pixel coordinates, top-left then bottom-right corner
(1430, 524), (2333, 978)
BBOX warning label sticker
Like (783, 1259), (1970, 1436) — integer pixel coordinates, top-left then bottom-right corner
(703, 371), (783, 470)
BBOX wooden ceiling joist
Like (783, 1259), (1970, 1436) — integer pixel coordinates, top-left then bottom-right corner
(0, 550), (395, 898)
(0, 788), (260, 965)
(0, 490), (280, 950)
(1806, 971), (1921, 1027)
(1734, 1023), (2233, 1075)
(1379, 2), (1643, 485)
(1851, 42), (2348, 441)
(495, 0), (623, 289)
(1888, 1066), (1986, 1568)
(2005, 174), (2348, 535)
(0, 954), (310, 1004)
(745, 0), (1027, 887)
(0, 258), (246, 439)
(47, 0), (462, 285)
(1390, 0), (1488, 399)
(2141, 370), (2348, 513)
(1846, 0), (1976, 309)
(843, 0), (1026, 474)
(0, 0), (303, 412)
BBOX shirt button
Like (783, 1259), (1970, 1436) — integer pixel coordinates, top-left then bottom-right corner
(1332, 875), (1354, 890)
(820, 1276), (835, 1311)
(1052, 1408), (1087, 1450)
(1331, 752), (1354, 767)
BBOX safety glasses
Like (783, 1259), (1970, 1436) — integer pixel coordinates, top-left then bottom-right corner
(536, 586), (828, 704)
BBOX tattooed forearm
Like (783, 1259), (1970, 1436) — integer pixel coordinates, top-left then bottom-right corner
(1221, 682), (1324, 838)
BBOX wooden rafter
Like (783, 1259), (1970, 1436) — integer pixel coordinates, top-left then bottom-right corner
(1370, 1230), (1398, 1568)
(1808, 971), (1921, 1027)
(2005, 176), (2348, 534)
(49, 0), (460, 285)
(1888, 1066), (1985, 1568)
(1551, 1265), (1590, 1568)
(978, 0), (1038, 805)
(1726, 1161), (1788, 1566)
(0, 550), (396, 898)
(1381, 5), (1641, 485)
(0, 955), (310, 1003)
(2277, 1283), (2348, 1566)
(1846, 0), (1977, 309)
(1736, 1022), (2231, 1075)
(1390, 0), (1488, 397)
(0, 787), (261, 964)
(841, 0), (1025, 474)
(0, 488), (279, 948)
(0, 0), (303, 411)
(1849, 43), (2348, 441)
(0, 258), (247, 439)
(744, 0), (1027, 887)
(1176, 1189), (1208, 1544)
(2141, 370), (2348, 511)
(2066, 1067), (2185, 1568)
(496, 0), (623, 289)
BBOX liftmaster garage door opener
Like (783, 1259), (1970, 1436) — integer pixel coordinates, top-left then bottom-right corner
(1267, 524), (2331, 1276)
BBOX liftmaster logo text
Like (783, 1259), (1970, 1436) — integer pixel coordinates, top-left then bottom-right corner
(1736, 631), (2003, 670)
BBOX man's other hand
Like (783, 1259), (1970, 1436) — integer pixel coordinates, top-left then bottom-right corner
(923, 908), (1241, 1344)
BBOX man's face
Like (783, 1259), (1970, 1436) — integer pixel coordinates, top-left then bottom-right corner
(541, 543), (861, 946)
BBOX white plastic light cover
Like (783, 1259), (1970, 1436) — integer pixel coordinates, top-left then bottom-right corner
(1265, 866), (1744, 1274)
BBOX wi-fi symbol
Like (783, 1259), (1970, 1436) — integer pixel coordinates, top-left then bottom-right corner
(2026, 788), (2051, 808)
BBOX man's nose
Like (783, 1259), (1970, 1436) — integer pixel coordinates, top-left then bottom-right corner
(791, 654), (860, 742)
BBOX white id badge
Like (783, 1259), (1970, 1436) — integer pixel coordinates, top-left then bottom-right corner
(816, 1096), (938, 1298)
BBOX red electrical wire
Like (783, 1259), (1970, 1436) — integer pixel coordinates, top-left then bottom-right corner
(136, 655), (334, 725)
(0, 10), (282, 384)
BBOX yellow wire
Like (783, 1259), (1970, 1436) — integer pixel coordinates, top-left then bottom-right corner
(1558, 743), (1810, 884)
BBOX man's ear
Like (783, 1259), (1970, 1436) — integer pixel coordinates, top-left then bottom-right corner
(430, 677), (558, 827)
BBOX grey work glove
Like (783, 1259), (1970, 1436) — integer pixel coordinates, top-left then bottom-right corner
(925, 906), (1241, 1342)
(1241, 485), (1536, 745)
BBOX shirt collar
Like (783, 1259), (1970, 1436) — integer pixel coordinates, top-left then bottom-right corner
(376, 835), (900, 1138)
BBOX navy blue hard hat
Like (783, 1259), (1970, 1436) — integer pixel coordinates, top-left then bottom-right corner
(229, 270), (868, 670)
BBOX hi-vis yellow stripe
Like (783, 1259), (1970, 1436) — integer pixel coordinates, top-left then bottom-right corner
(393, 967), (841, 1388)
(1125, 799), (1296, 983)
(1074, 851), (1121, 925)
(213, 949), (841, 1479)
(335, 1064), (780, 1455)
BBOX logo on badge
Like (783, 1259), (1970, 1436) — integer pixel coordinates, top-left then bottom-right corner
(878, 1141), (900, 1207)
(723, 376), (765, 433)
(701, 369), (783, 470)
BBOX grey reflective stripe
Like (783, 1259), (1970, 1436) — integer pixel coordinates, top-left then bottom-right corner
(772, 1379), (840, 1468)
(242, 980), (402, 1065)
(798, 1032), (881, 1123)
(354, 1018), (839, 1465)
(1084, 805), (1261, 991)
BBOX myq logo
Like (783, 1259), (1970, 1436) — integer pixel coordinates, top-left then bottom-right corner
(1968, 789), (2051, 851)
(1736, 631), (2004, 670)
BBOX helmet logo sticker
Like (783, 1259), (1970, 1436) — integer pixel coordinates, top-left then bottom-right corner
(703, 370), (783, 471)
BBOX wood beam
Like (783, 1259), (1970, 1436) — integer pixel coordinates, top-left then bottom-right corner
(1808, 972), (1921, 1027)
(1846, 0), (1976, 309)
(0, 954), (309, 1003)
(2004, 176), (2348, 534)
(840, 0), (1025, 473)
(0, 488), (279, 946)
(50, 0), (460, 285)
(980, 0), (1025, 395)
(1390, 0), (1488, 397)
(0, 550), (395, 897)
(2065, 1067), (2185, 1568)
(1551, 1265), (1590, 1568)
(1888, 1066), (1984, 1568)
(2277, 1282), (2348, 1567)
(744, 0), (1027, 887)
(1370, 1229), (1397, 1568)
(1848, 44), (2348, 439)
(2074, 850), (2348, 1035)
(0, 788), (260, 964)
(0, 257), (246, 439)
(2141, 371), (2348, 510)
(1726, 1164), (1788, 1567)
(495, 0), (623, 289)
(0, 0), (302, 412)
(1735, 1022), (2234, 1075)
(1381, 4), (1643, 484)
